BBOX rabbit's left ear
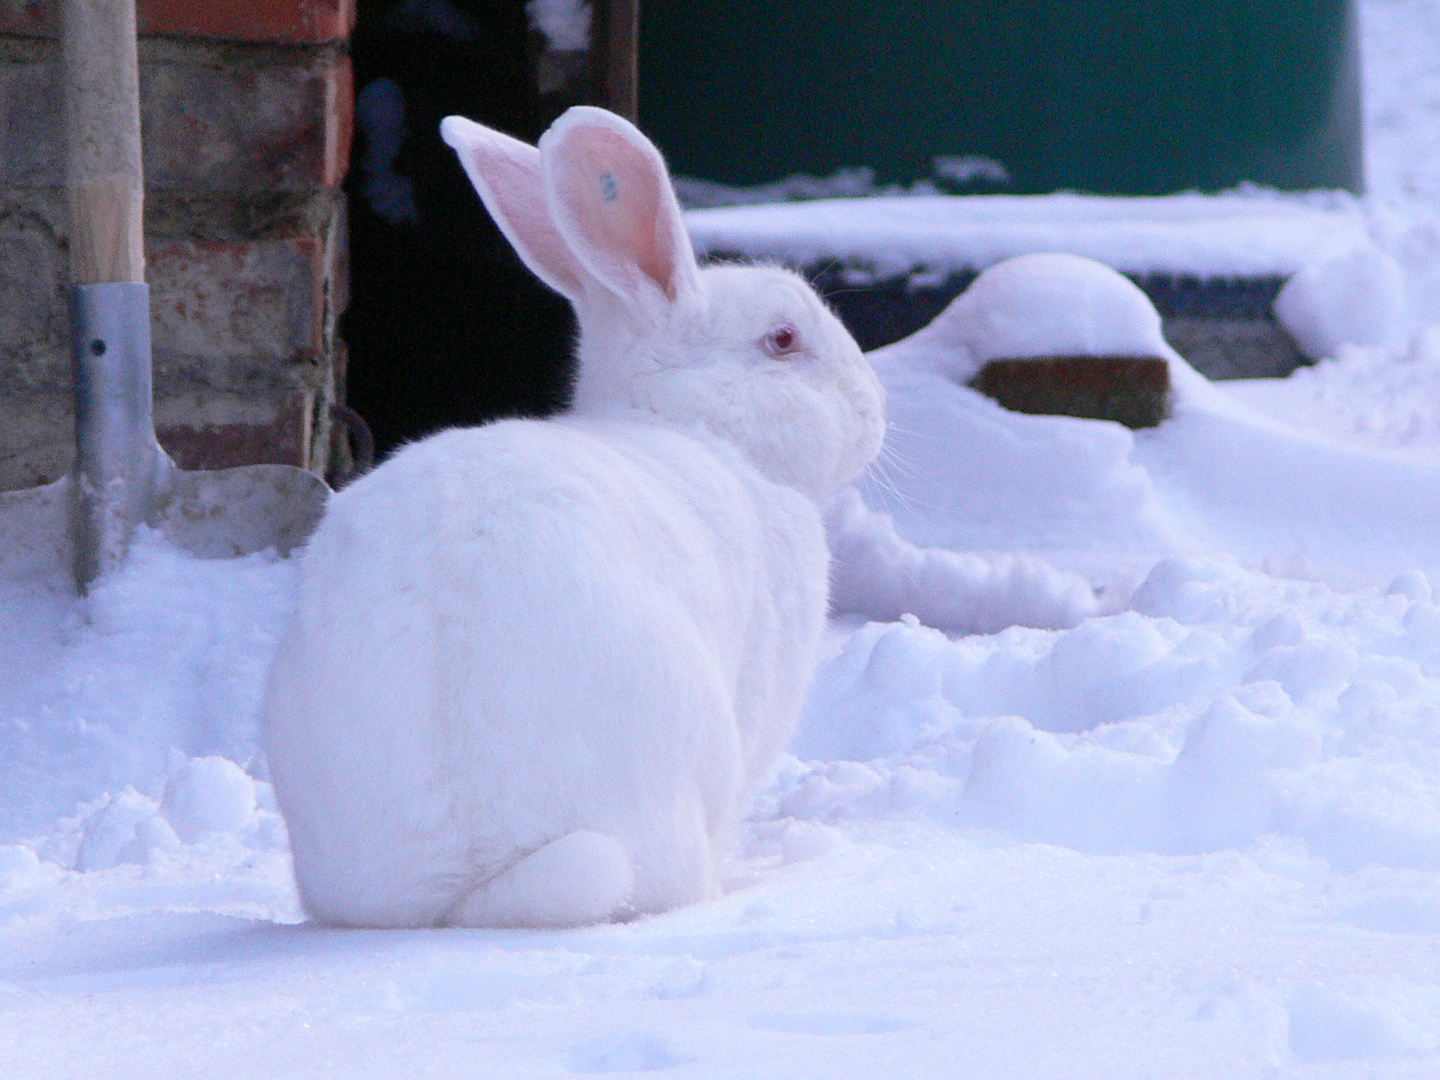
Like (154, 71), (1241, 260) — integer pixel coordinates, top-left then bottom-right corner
(441, 115), (592, 303)
(539, 107), (701, 313)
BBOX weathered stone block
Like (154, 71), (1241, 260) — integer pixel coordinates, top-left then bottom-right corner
(0, 201), (68, 489)
(0, 391), (70, 490)
(149, 236), (330, 366)
(1161, 317), (1304, 380)
(142, 39), (353, 192)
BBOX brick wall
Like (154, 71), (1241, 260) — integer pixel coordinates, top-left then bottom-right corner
(0, 0), (354, 491)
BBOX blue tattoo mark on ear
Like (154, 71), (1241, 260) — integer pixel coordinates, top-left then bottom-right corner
(600, 171), (619, 202)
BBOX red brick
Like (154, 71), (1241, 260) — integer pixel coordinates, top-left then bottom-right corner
(142, 52), (354, 192)
(145, 231), (344, 471)
(157, 397), (311, 471)
(324, 56), (354, 190)
(0, 51), (352, 190)
(140, 0), (355, 43)
(971, 356), (1173, 430)
(0, 0), (355, 43)
(147, 232), (340, 363)
(0, 2), (48, 37)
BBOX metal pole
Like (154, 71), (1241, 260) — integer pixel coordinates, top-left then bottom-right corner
(70, 283), (165, 588)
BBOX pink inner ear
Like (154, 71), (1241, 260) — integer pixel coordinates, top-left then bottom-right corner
(443, 117), (589, 302)
(546, 124), (698, 304)
(481, 153), (590, 299)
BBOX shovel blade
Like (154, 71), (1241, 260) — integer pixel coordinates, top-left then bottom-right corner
(0, 465), (327, 585)
(152, 464), (329, 560)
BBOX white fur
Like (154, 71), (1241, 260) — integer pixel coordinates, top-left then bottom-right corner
(261, 107), (885, 928)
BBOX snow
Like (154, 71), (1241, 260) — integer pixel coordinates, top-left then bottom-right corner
(7, 3), (1440, 1077)
(525, 0), (592, 54)
(686, 188), (1378, 281)
(672, 156), (1012, 209)
(879, 250), (1182, 379)
(1363, 0), (1440, 202)
(1273, 246), (1409, 360)
(1226, 329), (1440, 458)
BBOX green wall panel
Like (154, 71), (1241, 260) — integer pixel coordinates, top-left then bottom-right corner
(639, 1), (1363, 195)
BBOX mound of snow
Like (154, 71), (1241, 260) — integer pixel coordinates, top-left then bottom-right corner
(1224, 326), (1440, 458)
(859, 252), (1440, 591)
(0, 528), (297, 842)
(826, 487), (1098, 633)
(74, 788), (181, 872)
(1273, 246), (1407, 360)
(161, 756), (258, 842)
(783, 550), (1440, 869)
(892, 251), (1179, 384)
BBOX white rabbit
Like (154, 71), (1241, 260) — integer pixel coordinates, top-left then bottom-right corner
(261, 106), (885, 928)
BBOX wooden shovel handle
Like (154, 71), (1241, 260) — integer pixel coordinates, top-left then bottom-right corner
(61, 0), (145, 285)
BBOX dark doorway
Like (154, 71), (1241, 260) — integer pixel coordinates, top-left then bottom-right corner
(342, 0), (579, 461)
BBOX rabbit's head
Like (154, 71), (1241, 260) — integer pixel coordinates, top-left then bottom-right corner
(441, 107), (885, 504)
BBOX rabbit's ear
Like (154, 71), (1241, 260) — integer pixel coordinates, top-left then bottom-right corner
(440, 115), (590, 302)
(539, 107), (701, 313)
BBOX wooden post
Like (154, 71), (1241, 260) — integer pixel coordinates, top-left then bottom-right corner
(603, 0), (638, 121)
(61, 0), (146, 285)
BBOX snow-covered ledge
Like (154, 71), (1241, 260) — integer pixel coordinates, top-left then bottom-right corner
(684, 190), (1374, 281)
(685, 191), (1395, 380)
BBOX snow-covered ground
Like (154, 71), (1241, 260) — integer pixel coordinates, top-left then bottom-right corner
(6, 4), (1440, 1077)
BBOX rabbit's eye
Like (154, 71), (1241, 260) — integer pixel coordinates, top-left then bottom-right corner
(762, 325), (801, 358)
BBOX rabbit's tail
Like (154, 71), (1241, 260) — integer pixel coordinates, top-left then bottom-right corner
(443, 831), (635, 929)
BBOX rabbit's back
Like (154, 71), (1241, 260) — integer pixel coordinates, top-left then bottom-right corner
(262, 417), (828, 927)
